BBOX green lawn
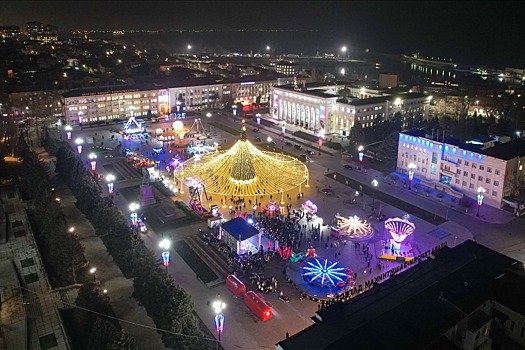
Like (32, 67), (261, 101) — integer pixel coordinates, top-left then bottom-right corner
(209, 122), (241, 136)
(39, 333), (58, 350)
(20, 258), (35, 268)
(174, 240), (218, 284)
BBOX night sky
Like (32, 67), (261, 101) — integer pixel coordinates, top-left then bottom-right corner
(1, 1), (524, 67)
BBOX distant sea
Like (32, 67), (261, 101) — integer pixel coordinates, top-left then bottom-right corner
(81, 30), (512, 86)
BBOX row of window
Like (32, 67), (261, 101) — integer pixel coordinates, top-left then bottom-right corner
(458, 171), (500, 186)
(455, 180), (498, 196)
(458, 159), (501, 175)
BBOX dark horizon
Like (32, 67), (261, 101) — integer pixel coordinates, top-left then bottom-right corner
(2, 1), (524, 68)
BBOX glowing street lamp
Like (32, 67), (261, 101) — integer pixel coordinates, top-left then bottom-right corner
(65, 125), (72, 140)
(106, 174), (116, 196)
(75, 138), (84, 154)
(68, 226), (75, 233)
(256, 113), (261, 125)
(213, 300), (226, 350)
(129, 202), (140, 227)
(206, 112), (212, 118)
(266, 45), (270, 51)
(476, 186), (485, 217)
(187, 44), (192, 51)
(408, 163), (416, 190)
(341, 46), (347, 53)
(89, 153), (97, 172)
(358, 145), (364, 169)
(159, 239), (171, 271)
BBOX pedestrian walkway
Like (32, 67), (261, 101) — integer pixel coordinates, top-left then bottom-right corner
(33, 145), (168, 349)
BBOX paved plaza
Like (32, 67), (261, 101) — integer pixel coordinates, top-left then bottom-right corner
(44, 109), (525, 349)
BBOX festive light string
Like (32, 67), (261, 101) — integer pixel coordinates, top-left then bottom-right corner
(174, 138), (309, 196)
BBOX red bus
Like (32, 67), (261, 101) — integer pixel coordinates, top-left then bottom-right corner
(226, 275), (246, 298)
(244, 291), (272, 321)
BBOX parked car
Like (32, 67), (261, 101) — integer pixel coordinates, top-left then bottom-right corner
(254, 136), (262, 142)
(306, 149), (315, 155)
(294, 144), (303, 150)
(299, 154), (310, 163)
(285, 141), (293, 146)
(342, 164), (353, 170)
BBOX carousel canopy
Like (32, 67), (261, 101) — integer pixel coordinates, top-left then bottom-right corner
(174, 137), (309, 196)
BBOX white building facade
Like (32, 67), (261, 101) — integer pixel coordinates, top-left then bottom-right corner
(270, 86), (431, 136)
(63, 87), (159, 126)
(397, 131), (525, 208)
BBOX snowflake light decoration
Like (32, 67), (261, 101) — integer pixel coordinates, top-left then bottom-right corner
(302, 258), (350, 287)
(384, 218), (415, 243)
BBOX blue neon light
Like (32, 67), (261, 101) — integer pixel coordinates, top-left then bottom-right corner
(462, 150), (467, 156)
(302, 258), (348, 287)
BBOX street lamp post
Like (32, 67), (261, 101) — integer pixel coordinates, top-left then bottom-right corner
(213, 300), (226, 350)
(89, 267), (98, 285)
(267, 137), (272, 150)
(159, 239), (171, 272)
(89, 153), (97, 172)
(65, 125), (72, 140)
(256, 113), (261, 126)
(75, 138), (84, 155)
(476, 186), (485, 217)
(341, 46), (347, 59)
(358, 145), (364, 170)
(408, 163), (416, 190)
(129, 202), (140, 227)
(106, 174), (116, 197)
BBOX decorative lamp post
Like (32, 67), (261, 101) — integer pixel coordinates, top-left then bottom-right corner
(256, 113), (261, 126)
(213, 300), (226, 350)
(89, 153), (97, 172)
(408, 163), (416, 190)
(129, 202), (140, 227)
(159, 239), (171, 271)
(106, 174), (116, 196)
(75, 138), (84, 155)
(65, 125), (72, 140)
(267, 136), (272, 150)
(476, 186), (485, 217)
(358, 145), (364, 169)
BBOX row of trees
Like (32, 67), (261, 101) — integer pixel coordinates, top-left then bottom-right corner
(16, 140), (88, 287)
(45, 133), (210, 349)
(16, 138), (136, 348)
(74, 282), (137, 350)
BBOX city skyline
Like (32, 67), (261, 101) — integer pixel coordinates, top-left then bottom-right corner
(1, 1), (525, 67)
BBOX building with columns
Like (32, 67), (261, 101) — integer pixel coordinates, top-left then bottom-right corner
(269, 85), (431, 136)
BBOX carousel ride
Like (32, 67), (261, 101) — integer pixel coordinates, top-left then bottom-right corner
(375, 217), (416, 262)
(331, 214), (374, 240)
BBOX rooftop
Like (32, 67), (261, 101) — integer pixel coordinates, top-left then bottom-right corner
(276, 85), (339, 99)
(402, 130), (525, 160)
(277, 240), (520, 350)
(221, 217), (259, 241)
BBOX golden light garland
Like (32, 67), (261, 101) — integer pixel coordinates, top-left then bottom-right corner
(174, 138), (309, 197)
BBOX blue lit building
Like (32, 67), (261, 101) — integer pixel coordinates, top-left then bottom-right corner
(397, 130), (525, 209)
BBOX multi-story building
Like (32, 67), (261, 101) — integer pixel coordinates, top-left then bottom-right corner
(275, 61), (298, 76)
(0, 26), (20, 42)
(270, 85), (430, 136)
(277, 240), (524, 350)
(25, 21), (58, 43)
(63, 85), (159, 126)
(397, 130), (525, 208)
(8, 89), (67, 119)
(62, 78), (278, 125)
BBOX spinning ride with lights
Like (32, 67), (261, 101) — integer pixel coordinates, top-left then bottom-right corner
(331, 214), (374, 240)
(302, 257), (354, 289)
(376, 217), (416, 262)
(173, 129), (309, 197)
